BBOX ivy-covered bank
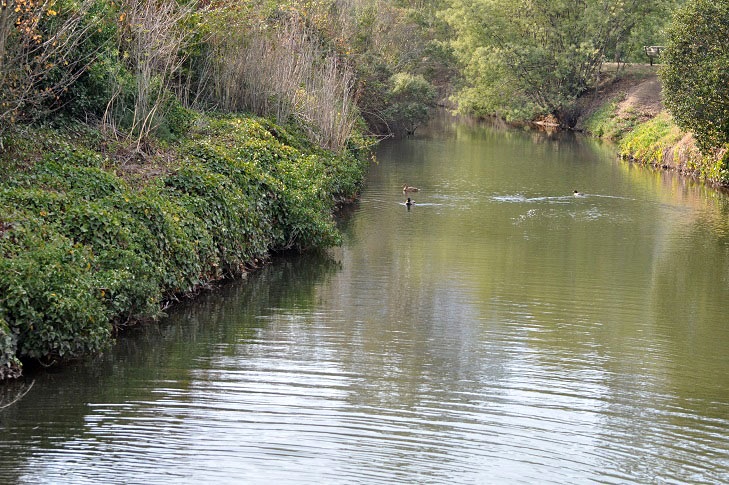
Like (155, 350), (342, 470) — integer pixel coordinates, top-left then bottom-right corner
(0, 114), (368, 381)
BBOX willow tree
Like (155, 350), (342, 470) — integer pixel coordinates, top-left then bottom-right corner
(442, 0), (670, 126)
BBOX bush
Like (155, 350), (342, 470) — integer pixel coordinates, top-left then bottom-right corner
(163, 164), (263, 274)
(62, 0), (125, 119)
(157, 96), (196, 141)
(106, 189), (217, 295)
(92, 248), (163, 326)
(0, 188), (70, 221)
(661, 0), (729, 153)
(34, 160), (123, 198)
(0, 224), (111, 362)
(182, 115), (366, 252)
(0, 0), (96, 142)
(383, 73), (437, 135)
(0, 111), (367, 377)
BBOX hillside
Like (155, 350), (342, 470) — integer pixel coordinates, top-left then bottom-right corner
(577, 64), (724, 187)
(576, 63), (663, 132)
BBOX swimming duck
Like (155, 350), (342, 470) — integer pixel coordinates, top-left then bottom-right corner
(405, 197), (415, 207)
(402, 184), (419, 193)
(573, 190), (584, 197)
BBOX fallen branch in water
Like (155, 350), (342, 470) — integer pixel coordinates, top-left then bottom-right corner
(0, 379), (35, 410)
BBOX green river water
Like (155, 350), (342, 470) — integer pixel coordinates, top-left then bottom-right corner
(1, 114), (728, 484)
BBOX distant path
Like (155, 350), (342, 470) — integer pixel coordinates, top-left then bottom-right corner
(576, 63), (663, 129)
(617, 76), (663, 121)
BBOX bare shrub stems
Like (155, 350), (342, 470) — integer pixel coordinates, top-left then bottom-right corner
(103, 0), (195, 149)
(206, 13), (358, 151)
(0, 0), (97, 147)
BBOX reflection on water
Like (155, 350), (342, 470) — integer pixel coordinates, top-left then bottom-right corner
(1, 114), (729, 484)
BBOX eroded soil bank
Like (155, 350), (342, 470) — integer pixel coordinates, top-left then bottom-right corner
(576, 63), (727, 188)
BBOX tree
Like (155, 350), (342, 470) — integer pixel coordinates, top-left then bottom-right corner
(0, 0), (96, 147)
(323, 0), (455, 136)
(661, 0), (729, 153)
(442, 0), (669, 126)
(383, 72), (437, 135)
(610, 0), (682, 63)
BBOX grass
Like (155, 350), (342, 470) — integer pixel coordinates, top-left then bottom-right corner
(619, 113), (683, 164)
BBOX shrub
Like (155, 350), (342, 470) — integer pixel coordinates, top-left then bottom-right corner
(382, 73), (437, 135)
(62, 0), (125, 119)
(0, 111), (367, 377)
(0, 0), (97, 144)
(163, 164), (266, 275)
(92, 248), (163, 326)
(0, 188), (70, 222)
(105, 188), (219, 295)
(33, 160), (123, 198)
(181, 114), (366, 252)
(157, 96), (196, 141)
(0, 224), (111, 362)
(661, 0), (729, 153)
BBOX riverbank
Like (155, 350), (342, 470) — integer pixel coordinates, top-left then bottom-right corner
(577, 63), (728, 188)
(2, 66), (723, 383)
(0, 113), (368, 381)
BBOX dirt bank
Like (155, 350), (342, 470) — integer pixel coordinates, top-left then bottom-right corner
(576, 63), (663, 131)
(575, 64), (726, 186)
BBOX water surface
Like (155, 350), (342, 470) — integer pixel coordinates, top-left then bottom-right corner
(2, 115), (729, 484)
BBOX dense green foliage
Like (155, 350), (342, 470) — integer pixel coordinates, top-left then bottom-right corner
(0, 316), (21, 380)
(442, 0), (673, 125)
(611, 1), (683, 63)
(1, 0), (391, 379)
(71, 0), (453, 141)
(661, 0), (729, 155)
(0, 114), (367, 374)
(332, 0), (454, 136)
(0, 0), (693, 138)
(383, 73), (437, 134)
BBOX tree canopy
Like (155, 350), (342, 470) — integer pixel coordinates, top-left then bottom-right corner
(442, 0), (673, 126)
(0, 0), (708, 142)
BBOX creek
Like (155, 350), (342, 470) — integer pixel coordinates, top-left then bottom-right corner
(1, 114), (729, 484)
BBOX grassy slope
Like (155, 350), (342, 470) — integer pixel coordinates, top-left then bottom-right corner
(578, 64), (728, 187)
